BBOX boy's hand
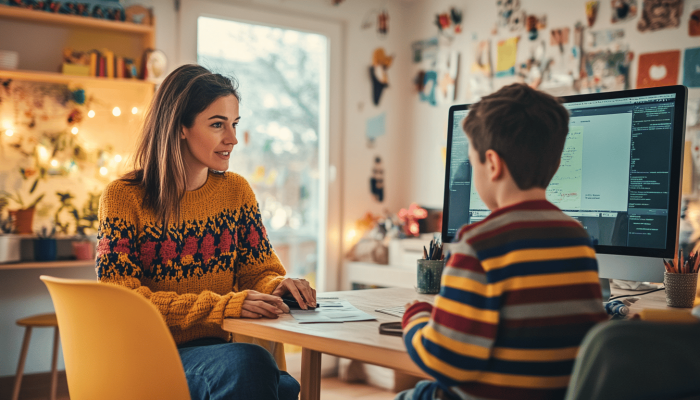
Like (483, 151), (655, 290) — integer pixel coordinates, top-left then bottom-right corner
(405, 300), (421, 310)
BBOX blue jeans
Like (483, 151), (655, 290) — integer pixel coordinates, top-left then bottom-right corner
(178, 337), (300, 400)
(395, 380), (450, 400)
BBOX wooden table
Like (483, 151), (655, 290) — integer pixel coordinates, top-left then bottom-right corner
(222, 286), (674, 400)
(609, 287), (671, 315)
(223, 287), (432, 400)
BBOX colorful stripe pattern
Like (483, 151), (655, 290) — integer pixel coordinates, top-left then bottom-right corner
(96, 171), (285, 345)
(402, 200), (607, 400)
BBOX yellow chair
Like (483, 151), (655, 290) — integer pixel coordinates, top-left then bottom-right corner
(40, 276), (190, 400)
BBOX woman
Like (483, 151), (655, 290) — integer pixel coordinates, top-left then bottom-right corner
(96, 64), (314, 399)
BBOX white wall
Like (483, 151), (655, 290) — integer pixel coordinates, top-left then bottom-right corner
(402, 0), (700, 208)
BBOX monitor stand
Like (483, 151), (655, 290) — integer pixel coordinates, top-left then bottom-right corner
(599, 278), (611, 302)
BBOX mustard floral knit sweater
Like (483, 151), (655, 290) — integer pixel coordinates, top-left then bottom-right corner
(96, 171), (286, 345)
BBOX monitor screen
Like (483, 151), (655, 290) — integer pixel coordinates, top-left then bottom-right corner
(442, 86), (687, 260)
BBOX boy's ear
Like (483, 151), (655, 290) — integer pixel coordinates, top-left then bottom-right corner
(484, 149), (506, 181)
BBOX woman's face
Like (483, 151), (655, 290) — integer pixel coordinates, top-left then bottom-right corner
(181, 95), (240, 173)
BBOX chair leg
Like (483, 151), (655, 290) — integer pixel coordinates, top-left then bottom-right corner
(11, 326), (33, 400)
(50, 327), (60, 400)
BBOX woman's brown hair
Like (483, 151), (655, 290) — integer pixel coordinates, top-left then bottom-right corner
(123, 64), (240, 226)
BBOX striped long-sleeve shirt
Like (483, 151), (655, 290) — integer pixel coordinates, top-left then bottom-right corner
(402, 200), (608, 400)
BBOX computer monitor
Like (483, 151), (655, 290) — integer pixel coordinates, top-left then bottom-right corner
(442, 85), (688, 297)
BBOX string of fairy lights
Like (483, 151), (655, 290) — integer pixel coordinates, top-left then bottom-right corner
(2, 102), (141, 178)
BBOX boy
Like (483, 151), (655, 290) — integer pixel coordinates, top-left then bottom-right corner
(398, 84), (608, 400)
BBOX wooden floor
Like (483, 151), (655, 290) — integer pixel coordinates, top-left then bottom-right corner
(0, 372), (397, 400)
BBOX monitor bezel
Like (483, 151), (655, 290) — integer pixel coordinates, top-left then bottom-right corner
(442, 85), (688, 260)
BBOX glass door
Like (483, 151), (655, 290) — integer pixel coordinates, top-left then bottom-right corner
(180, 1), (342, 291)
(198, 18), (326, 285)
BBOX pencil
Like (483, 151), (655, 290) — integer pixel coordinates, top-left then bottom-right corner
(423, 246), (428, 260)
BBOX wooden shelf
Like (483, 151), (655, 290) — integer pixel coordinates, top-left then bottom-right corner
(0, 4), (154, 35)
(0, 69), (155, 89)
(0, 259), (94, 270)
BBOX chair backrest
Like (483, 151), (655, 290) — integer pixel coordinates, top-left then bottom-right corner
(41, 276), (190, 400)
(565, 320), (700, 400)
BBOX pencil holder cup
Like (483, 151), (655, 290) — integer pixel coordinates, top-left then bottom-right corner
(416, 259), (445, 294)
(664, 272), (698, 308)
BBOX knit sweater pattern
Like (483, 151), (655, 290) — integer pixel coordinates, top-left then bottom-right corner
(402, 200), (608, 400)
(96, 171), (285, 345)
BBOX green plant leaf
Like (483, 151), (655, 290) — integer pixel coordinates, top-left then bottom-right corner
(27, 193), (44, 209)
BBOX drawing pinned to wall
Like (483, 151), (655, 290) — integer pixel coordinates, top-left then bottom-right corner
(690, 6), (700, 36)
(586, 1), (600, 26)
(541, 27), (581, 94)
(585, 29), (626, 50)
(369, 48), (393, 106)
(611, 0), (638, 23)
(411, 37), (439, 64)
(436, 51), (460, 103)
(435, 7), (463, 37)
(496, 0), (526, 33)
(469, 39), (494, 100)
(365, 113), (386, 148)
(525, 14), (547, 40)
(361, 9), (389, 37)
(637, 50), (680, 88)
(638, 0), (683, 32)
(370, 156), (384, 202)
(496, 37), (519, 78)
(579, 50), (633, 93)
(684, 47), (700, 87)
(419, 70), (439, 106)
(517, 39), (548, 88)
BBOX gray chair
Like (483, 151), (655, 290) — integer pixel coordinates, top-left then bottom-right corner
(565, 320), (700, 400)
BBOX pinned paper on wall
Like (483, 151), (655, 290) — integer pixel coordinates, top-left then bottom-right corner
(366, 113), (386, 146)
(496, 37), (519, 78)
(496, 0), (526, 34)
(541, 27), (581, 94)
(369, 156), (384, 202)
(419, 70), (439, 106)
(436, 51), (460, 104)
(637, 50), (680, 88)
(611, 0), (638, 23)
(470, 40), (494, 100)
(585, 29), (626, 50)
(525, 14), (547, 40)
(586, 1), (600, 27)
(516, 39), (548, 88)
(638, 0), (683, 32)
(411, 37), (439, 63)
(690, 7), (700, 36)
(579, 50), (633, 93)
(369, 48), (394, 106)
(683, 47), (700, 88)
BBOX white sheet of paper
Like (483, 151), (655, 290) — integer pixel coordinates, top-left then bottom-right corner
(290, 300), (377, 324)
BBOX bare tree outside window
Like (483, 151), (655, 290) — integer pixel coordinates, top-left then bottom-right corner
(198, 17), (327, 283)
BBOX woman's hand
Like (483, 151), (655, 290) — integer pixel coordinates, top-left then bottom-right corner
(241, 290), (289, 319)
(271, 278), (316, 310)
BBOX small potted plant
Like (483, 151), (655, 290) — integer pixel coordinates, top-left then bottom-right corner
(71, 192), (100, 260)
(34, 225), (57, 262)
(2, 170), (46, 234)
(0, 196), (21, 264)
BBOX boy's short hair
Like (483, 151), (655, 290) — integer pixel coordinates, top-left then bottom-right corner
(463, 83), (570, 190)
